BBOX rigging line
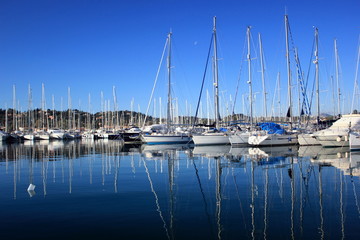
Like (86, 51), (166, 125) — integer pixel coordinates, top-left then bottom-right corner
(142, 37), (169, 129)
(142, 158), (171, 240)
(307, 37), (316, 115)
(191, 158), (215, 237)
(233, 173), (248, 231)
(288, 21), (312, 115)
(192, 34), (214, 128)
(233, 33), (248, 115)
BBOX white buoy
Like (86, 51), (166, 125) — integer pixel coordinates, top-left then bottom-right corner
(27, 184), (35, 191)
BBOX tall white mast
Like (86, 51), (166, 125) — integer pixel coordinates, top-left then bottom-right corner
(207, 89), (210, 125)
(100, 91), (104, 129)
(247, 26), (253, 127)
(131, 98), (134, 125)
(285, 15), (293, 125)
(60, 97), (63, 129)
(112, 86), (118, 128)
(314, 28), (320, 124)
(68, 87), (72, 130)
(259, 32), (267, 119)
(159, 97), (162, 125)
(41, 83), (46, 129)
(52, 94), (55, 128)
(88, 93), (91, 129)
(167, 32), (172, 131)
(12, 85), (16, 131)
(28, 84), (33, 130)
(351, 39), (360, 113)
(213, 16), (220, 129)
(277, 72), (281, 119)
(335, 39), (341, 115)
(5, 104), (8, 133)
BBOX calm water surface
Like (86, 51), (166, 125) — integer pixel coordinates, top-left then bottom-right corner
(0, 140), (359, 239)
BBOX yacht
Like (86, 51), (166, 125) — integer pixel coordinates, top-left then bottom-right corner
(48, 129), (65, 140)
(192, 128), (230, 146)
(314, 114), (360, 147)
(34, 130), (50, 140)
(247, 122), (298, 146)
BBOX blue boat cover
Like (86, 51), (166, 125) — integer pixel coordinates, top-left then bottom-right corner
(257, 122), (285, 135)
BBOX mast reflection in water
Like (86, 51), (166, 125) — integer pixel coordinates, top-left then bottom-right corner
(0, 140), (359, 239)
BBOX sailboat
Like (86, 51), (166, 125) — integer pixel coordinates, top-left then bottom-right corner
(141, 32), (191, 145)
(229, 26), (254, 146)
(298, 27), (321, 146)
(247, 14), (298, 146)
(34, 83), (50, 140)
(192, 16), (230, 146)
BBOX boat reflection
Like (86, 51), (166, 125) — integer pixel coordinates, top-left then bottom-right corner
(0, 141), (358, 239)
(192, 145), (231, 158)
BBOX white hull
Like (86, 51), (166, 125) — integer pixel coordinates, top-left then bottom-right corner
(316, 135), (349, 147)
(96, 133), (108, 139)
(192, 133), (230, 146)
(248, 134), (298, 146)
(229, 132), (250, 145)
(48, 129), (65, 140)
(23, 134), (34, 141)
(141, 134), (191, 144)
(349, 132), (360, 151)
(298, 133), (320, 146)
(50, 133), (64, 140)
(35, 134), (50, 140)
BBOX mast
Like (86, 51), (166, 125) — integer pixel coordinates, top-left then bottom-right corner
(112, 86), (118, 129)
(60, 97), (63, 129)
(101, 91), (104, 129)
(351, 40), (360, 113)
(247, 26), (253, 127)
(213, 16), (220, 129)
(28, 84), (32, 130)
(259, 32), (267, 119)
(285, 15), (293, 125)
(207, 89), (210, 125)
(166, 32), (172, 131)
(335, 39), (341, 116)
(52, 94), (55, 129)
(314, 28), (320, 125)
(68, 87), (72, 130)
(12, 85), (16, 131)
(159, 97), (162, 125)
(41, 83), (46, 129)
(277, 72), (281, 120)
(88, 93), (91, 130)
(5, 104), (8, 133)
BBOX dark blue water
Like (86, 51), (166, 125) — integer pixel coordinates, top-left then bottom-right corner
(0, 140), (359, 239)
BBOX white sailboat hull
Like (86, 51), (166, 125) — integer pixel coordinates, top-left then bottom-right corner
(298, 133), (320, 146)
(229, 132), (250, 145)
(248, 134), (298, 146)
(192, 133), (230, 146)
(141, 134), (191, 145)
(23, 134), (34, 141)
(35, 134), (50, 140)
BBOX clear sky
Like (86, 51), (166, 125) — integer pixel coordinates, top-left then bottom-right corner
(0, 0), (359, 118)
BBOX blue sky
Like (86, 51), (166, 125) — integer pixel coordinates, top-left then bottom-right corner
(0, 0), (359, 118)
